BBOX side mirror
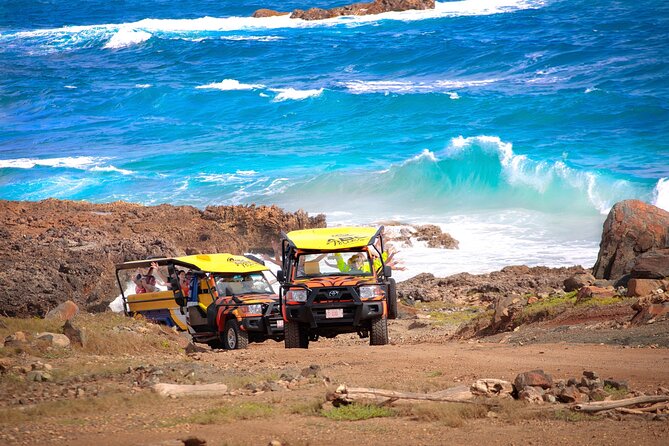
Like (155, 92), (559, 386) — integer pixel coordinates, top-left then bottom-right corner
(383, 265), (392, 278)
(277, 270), (285, 282)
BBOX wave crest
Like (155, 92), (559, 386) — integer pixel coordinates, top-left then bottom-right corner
(263, 136), (651, 216)
(103, 28), (152, 49)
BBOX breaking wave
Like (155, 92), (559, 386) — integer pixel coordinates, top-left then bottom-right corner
(0, 156), (132, 174)
(0, 0), (546, 51)
(263, 136), (654, 216)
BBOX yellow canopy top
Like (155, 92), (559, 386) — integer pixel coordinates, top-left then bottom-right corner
(116, 253), (268, 273)
(174, 253), (268, 273)
(285, 226), (381, 250)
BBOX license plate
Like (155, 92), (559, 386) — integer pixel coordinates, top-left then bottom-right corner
(276, 320), (284, 328)
(326, 308), (343, 319)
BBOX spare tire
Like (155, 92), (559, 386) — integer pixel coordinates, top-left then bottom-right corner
(387, 278), (398, 319)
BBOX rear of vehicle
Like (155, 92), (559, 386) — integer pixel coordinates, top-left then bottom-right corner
(115, 254), (283, 349)
(278, 226), (397, 349)
(114, 258), (188, 330)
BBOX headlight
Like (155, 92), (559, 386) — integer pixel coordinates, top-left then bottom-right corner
(241, 304), (263, 315)
(285, 289), (307, 303)
(359, 285), (383, 299)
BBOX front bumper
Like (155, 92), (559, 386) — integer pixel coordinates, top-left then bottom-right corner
(285, 300), (384, 328)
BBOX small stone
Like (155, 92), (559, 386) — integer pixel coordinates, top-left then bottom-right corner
(518, 386), (544, 404)
(557, 386), (587, 403)
(514, 370), (553, 391)
(35, 332), (70, 348)
(583, 370), (599, 380)
(543, 394), (557, 403)
(45, 300), (79, 321)
(300, 364), (320, 378)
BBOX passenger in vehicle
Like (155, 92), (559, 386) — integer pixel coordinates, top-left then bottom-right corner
(132, 268), (159, 294)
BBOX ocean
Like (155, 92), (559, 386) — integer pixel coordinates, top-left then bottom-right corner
(1, 0), (668, 281)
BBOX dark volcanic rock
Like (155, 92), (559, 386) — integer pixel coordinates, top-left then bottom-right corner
(563, 272), (596, 292)
(630, 248), (669, 279)
(398, 265), (586, 304)
(593, 200), (669, 283)
(253, 0), (435, 21)
(514, 370), (553, 391)
(0, 199), (325, 317)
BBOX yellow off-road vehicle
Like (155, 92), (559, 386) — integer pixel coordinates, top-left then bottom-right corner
(277, 226), (397, 348)
(115, 253), (283, 349)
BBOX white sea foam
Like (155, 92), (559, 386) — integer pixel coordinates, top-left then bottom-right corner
(221, 35), (284, 41)
(653, 177), (669, 211)
(90, 165), (134, 175)
(196, 79), (266, 91)
(325, 211), (600, 281)
(64, 85), (77, 89)
(271, 88), (323, 101)
(198, 170), (259, 184)
(0, 156), (135, 176)
(135, 84), (152, 88)
(344, 78), (497, 94)
(3, 1), (544, 50)
(0, 156), (106, 170)
(103, 28), (152, 49)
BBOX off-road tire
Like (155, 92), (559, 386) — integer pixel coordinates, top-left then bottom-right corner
(284, 320), (309, 349)
(222, 319), (249, 350)
(387, 278), (398, 320)
(369, 316), (389, 345)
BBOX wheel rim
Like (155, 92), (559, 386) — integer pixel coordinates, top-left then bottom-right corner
(227, 327), (236, 349)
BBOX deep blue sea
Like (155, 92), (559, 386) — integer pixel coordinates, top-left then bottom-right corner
(1, 0), (668, 278)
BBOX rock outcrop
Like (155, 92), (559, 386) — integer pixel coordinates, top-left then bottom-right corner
(593, 200), (669, 284)
(252, 0), (435, 21)
(0, 199), (325, 317)
(398, 265), (586, 304)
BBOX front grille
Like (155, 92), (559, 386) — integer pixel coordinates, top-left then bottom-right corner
(313, 287), (354, 303)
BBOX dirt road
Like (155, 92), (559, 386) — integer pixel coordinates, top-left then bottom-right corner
(4, 333), (669, 446)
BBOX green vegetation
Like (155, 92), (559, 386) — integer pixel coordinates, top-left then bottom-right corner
(321, 403), (394, 421)
(517, 291), (628, 325)
(516, 291), (577, 324)
(603, 384), (629, 400)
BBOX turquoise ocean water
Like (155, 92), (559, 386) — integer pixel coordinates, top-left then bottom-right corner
(1, 0), (668, 277)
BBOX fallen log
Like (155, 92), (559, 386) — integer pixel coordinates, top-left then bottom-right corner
(152, 382), (229, 398)
(573, 395), (669, 413)
(330, 384), (477, 406)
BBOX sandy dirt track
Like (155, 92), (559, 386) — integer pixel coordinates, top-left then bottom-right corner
(6, 336), (669, 446)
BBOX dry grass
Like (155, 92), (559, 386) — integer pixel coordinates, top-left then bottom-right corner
(290, 397), (326, 416)
(0, 392), (163, 425)
(397, 402), (487, 427)
(0, 313), (184, 359)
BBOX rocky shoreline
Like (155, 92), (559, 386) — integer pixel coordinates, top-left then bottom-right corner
(1, 198), (668, 333)
(0, 199), (325, 317)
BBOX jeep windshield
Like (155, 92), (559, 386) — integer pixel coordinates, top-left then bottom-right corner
(214, 272), (274, 296)
(295, 251), (373, 278)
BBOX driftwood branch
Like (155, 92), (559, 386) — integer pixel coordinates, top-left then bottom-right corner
(330, 384), (477, 406)
(573, 395), (669, 413)
(152, 382), (229, 398)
